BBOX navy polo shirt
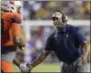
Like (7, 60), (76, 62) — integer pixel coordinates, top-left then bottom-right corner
(45, 24), (86, 64)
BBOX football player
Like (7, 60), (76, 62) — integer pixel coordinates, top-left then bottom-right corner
(1, 1), (27, 72)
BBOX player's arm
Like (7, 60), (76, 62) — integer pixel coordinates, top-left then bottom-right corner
(10, 13), (25, 49)
(10, 13), (25, 69)
(10, 23), (25, 48)
(13, 49), (25, 68)
(29, 50), (52, 68)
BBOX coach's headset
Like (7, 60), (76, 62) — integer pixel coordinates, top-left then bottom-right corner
(52, 11), (68, 23)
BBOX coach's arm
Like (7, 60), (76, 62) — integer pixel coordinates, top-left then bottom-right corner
(80, 41), (89, 65)
(28, 32), (53, 71)
(28, 50), (52, 70)
(75, 27), (89, 65)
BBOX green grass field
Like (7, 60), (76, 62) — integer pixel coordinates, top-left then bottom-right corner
(32, 63), (61, 72)
(13, 63), (60, 72)
(13, 63), (90, 73)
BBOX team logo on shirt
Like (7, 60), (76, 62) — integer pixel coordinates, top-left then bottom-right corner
(66, 34), (69, 38)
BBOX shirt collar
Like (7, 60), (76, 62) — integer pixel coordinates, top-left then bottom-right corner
(56, 24), (67, 33)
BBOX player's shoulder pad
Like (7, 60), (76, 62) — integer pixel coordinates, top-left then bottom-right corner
(11, 12), (21, 24)
(2, 12), (12, 20)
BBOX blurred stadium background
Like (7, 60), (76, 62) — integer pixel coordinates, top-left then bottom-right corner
(13, 1), (90, 72)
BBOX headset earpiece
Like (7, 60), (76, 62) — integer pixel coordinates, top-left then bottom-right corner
(52, 11), (68, 23)
(62, 14), (68, 23)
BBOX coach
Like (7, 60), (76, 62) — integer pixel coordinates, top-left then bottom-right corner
(24, 11), (89, 73)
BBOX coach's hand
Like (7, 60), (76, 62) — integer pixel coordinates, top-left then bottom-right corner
(76, 57), (87, 66)
(81, 56), (87, 65)
(20, 63), (31, 73)
(27, 64), (34, 71)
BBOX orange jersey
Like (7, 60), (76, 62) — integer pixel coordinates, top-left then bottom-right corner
(1, 12), (22, 46)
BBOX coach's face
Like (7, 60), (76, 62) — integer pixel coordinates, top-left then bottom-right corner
(52, 12), (64, 28)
